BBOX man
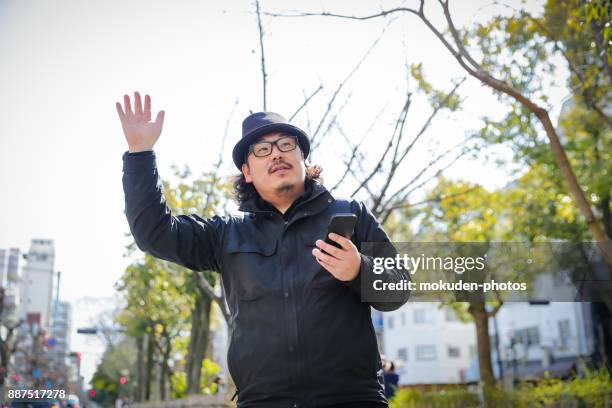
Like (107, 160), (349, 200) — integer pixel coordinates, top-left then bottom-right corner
(117, 91), (410, 408)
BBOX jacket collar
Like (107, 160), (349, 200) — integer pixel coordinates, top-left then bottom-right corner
(238, 179), (333, 218)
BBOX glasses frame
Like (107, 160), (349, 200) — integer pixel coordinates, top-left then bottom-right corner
(247, 135), (299, 158)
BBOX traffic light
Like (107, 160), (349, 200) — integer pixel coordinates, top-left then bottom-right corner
(119, 376), (127, 385)
(77, 327), (98, 334)
(89, 389), (95, 397)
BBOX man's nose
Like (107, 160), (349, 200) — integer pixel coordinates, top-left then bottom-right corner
(270, 143), (285, 159)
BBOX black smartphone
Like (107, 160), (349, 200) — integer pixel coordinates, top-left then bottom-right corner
(324, 213), (358, 249)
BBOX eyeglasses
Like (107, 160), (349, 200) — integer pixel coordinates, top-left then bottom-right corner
(248, 135), (298, 158)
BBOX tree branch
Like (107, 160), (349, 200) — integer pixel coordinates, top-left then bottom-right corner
(309, 17), (394, 149)
(351, 93), (412, 198)
(193, 272), (231, 325)
(329, 106), (387, 195)
(255, 0), (268, 110)
(384, 186), (479, 213)
(289, 85), (323, 121)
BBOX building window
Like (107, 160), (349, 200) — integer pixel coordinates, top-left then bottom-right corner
(416, 345), (437, 361)
(398, 347), (408, 362)
(448, 345), (461, 358)
(445, 308), (459, 322)
(414, 308), (434, 324)
(512, 326), (540, 347)
(558, 320), (571, 350)
(387, 316), (394, 330)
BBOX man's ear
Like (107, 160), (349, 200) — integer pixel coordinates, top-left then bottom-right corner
(241, 162), (252, 183)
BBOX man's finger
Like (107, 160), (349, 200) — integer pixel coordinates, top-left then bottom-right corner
(155, 110), (165, 130)
(115, 102), (126, 122)
(134, 91), (143, 116)
(143, 94), (151, 122)
(123, 94), (134, 117)
(315, 256), (335, 272)
(315, 239), (343, 259)
(312, 248), (338, 267)
(328, 233), (353, 250)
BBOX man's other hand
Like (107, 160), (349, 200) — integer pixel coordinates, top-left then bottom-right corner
(116, 91), (165, 152)
(312, 233), (361, 282)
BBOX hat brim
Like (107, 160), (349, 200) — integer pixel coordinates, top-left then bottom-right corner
(232, 123), (310, 170)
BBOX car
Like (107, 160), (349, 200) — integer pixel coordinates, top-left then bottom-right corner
(64, 396), (79, 408)
(9, 398), (60, 408)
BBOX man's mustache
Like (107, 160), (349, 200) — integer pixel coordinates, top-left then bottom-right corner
(269, 161), (293, 174)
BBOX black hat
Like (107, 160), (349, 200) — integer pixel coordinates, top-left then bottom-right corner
(232, 112), (310, 170)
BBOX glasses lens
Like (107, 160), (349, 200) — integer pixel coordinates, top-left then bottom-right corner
(253, 143), (272, 157)
(278, 136), (297, 152)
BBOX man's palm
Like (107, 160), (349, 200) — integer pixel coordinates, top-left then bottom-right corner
(116, 91), (165, 152)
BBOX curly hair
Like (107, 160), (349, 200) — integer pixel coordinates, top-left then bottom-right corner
(233, 162), (323, 205)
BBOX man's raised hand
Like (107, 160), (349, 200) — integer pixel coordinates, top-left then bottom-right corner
(116, 91), (165, 152)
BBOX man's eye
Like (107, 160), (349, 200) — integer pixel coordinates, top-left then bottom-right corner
(255, 145), (270, 154)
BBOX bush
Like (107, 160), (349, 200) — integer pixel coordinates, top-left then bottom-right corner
(390, 387), (479, 408)
(390, 368), (612, 408)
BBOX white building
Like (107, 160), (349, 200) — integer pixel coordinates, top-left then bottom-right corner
(17, 239), (56, 330)
(484, 302), (594, 380)
(383, 302), (476, 384)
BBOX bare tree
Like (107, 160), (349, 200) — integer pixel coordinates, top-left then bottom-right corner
(255, 0), (268, 110)
(267, 0), (612, 267)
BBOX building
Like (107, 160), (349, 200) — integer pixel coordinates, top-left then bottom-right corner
(464, 302), (595, 383)
(50, 301), (73, 364)
(497, 302), (593, 378)
(383, 302), (476, 385)
(17, 239), (56, 330)
(0, 248), (22, 324)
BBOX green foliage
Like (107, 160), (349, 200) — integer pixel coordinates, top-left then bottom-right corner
(200, 358), (222, 395)
(390, 387), (479, 408)
(513, 368), (612, 408)
(419, 177), (505, 242)
(390, 369), (612, 407)
(410, 63), (463, 111)
(88, 337), (137, 405)
(90, 369), (118, 407)
(170, 371), (187, 399)
(170, 358), (221, 398)
(566, 368), (612, 407)
(470, 0), (611, 241)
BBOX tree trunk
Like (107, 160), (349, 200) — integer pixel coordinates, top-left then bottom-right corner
(159, 335), (172, 401)
(187, 295), (212, 394)
(145, 332), (154, 401)
(600, 195), (611, 239)
(468, 302), (496, 388)
(0, 342), (7, 400)
(159, 361), (167, 401)
(136, 335), (145, 402)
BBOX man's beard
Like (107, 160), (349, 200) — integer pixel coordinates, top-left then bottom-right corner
(274, 181), (296, 195)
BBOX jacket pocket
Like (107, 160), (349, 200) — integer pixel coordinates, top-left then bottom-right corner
(301, 231), (343, 290)
(226, 239), (279, 301)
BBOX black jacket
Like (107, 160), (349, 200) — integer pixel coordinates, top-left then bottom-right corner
(122, 151), (410, 408)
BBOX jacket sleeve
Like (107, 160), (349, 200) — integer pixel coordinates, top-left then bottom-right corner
(122, 151), (222, 272)
(342, 201), (410, 311)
